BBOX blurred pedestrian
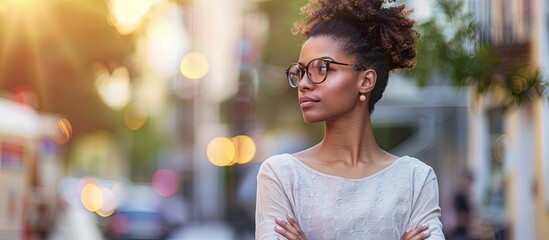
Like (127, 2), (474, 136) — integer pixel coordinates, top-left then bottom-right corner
(451, 171), (473, 240)
(255, 0), (444, 239)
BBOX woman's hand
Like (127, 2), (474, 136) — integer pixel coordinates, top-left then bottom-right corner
(274, 214), (307, 240)
(401, 224), (431, 240)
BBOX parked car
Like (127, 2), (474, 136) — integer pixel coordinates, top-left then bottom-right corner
(105, 184), (168, 240)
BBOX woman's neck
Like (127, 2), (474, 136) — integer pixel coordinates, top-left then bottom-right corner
(316, 112), (387, 167)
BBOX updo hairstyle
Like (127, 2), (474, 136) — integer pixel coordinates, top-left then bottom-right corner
(293, 0), (418, 113)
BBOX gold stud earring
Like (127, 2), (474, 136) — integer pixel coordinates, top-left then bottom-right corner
(359, 93), (366, 102)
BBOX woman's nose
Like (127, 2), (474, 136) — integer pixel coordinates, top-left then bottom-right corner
(298, 73), (314, 91)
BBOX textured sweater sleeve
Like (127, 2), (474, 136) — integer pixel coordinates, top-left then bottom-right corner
(255, 159), (294, 240)
(406, 168), (445, 239)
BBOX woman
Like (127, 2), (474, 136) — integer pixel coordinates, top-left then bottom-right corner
(255, 0), (444, 239)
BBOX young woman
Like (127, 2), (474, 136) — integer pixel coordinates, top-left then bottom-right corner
(255, 0), (444, 239)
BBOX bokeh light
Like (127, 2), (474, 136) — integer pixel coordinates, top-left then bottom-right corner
(231, 135), (256, 164)
(206, 135), (257, 166)
(55, 118), (73, 145)
(96, 67), (131, 110)
(80, 183), (104, 212)
(124, 102), (148, 131)
(96, 187), (117, 217)
(145, 4), (187, 76)
(206, 137), (236, 167)
(180, 52), (209, 80)
(494, 134), (508, 164)
(152, 168), (180, 197)
(109, 0), (153, 34)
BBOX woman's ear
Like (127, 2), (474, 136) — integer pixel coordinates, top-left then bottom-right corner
(358, 69), (377, 93)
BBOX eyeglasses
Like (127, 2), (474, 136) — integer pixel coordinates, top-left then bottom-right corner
(285, 57), (360, 88)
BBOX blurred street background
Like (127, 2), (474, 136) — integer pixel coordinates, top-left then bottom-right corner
(0, 0), (548, 239)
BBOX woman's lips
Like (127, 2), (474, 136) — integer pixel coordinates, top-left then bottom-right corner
(299, 96), (319, 108)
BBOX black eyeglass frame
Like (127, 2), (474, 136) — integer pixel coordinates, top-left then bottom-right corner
(285, 57), (361, 88)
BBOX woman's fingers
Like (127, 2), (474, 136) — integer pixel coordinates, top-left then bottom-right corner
(275, 217), (300, 239)
(401, 224), (430, 240)
(275, 224), (297, 240)
(286, 214), (305, 234)
(410, 229), (430, 240)
(275, 215), (306, 240)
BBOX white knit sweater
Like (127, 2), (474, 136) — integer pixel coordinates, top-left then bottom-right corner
(255, 154), (445, 240)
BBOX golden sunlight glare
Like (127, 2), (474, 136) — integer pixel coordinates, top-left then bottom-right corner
(146, 13), (187, 76)
(4, 0), (39, 10)
(110, 0), (153, 34)
(180, 52), (209, 80)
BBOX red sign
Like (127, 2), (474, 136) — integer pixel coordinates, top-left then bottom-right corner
(0, 142), (24, 172)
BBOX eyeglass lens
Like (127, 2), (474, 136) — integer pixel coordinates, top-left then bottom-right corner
(287, 59), (328, 88)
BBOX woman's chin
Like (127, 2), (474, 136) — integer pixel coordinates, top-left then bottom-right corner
(302, 116), (323, 124)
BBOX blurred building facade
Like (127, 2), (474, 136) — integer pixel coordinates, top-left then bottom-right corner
(468, 0), (549, 239)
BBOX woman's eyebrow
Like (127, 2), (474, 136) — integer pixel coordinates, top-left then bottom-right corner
(319, 56), (334, 60)
(297, 56), (335, 65)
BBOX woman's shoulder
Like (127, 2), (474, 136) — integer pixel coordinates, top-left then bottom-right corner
(399, 156), (431, 168)
(258, 154), (298, 173)
(256, 154), (301, 184)
(397, 156), (438, 180)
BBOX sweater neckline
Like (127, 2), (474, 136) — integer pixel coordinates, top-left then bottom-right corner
(285, 153), (409, 181)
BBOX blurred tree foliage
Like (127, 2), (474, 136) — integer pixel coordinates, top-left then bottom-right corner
(258, 0), (307, 67)
(0, 0), (134, 137)
(407, 0), (548, 109)
(256, 0), (326, 142)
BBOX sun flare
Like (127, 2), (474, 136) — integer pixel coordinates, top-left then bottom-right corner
(4, 0), (39, 9)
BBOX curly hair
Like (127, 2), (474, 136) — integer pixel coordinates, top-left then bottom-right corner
(293, 0), (418, 113)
